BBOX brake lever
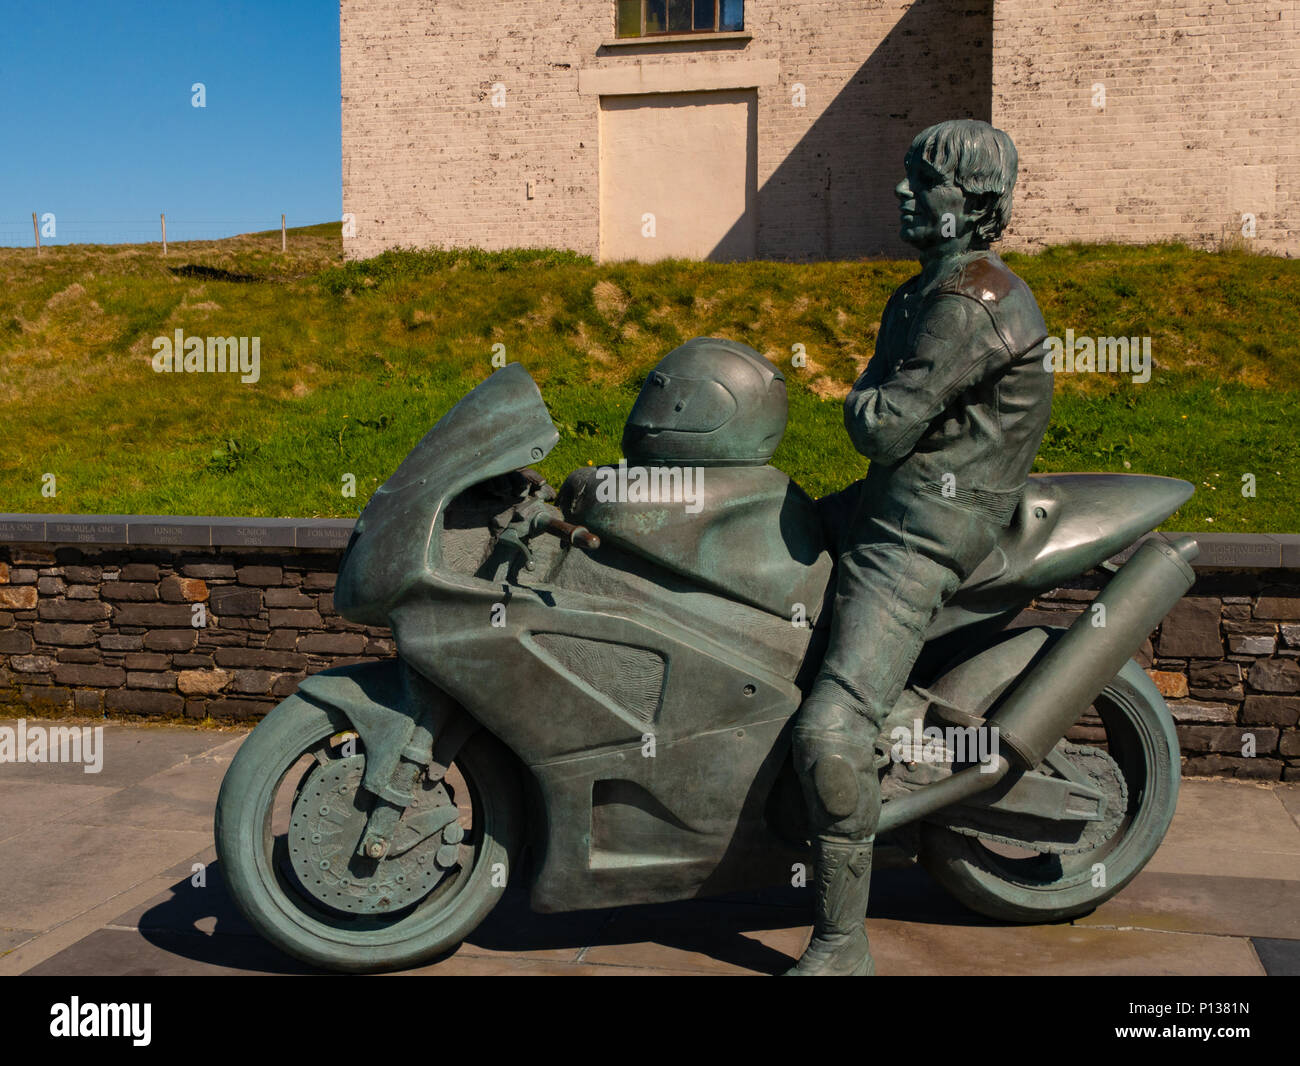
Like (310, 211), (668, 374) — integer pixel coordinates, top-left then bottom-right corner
(497, 527), (535, 571)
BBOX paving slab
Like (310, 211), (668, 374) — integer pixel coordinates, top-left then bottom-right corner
(0, 822), (212, 931)
(65, 737), (242, 834)
(0, 930), (38, 954)
(1076, 871), (1300, 940)
(457, 887), (619, 964)
(0, 718), (241, 788)
(3, 719), (1295, 977)
(869, 919), (1264, 976)
(1277, 783), (1300, 832)
(1250, 936), (1300, 977)
(106, 849), (256, 939)
(580, 899), (810, 974)
(34, 929), (708, 976)
(23, 928), (316, 977)
(0, 780), (119, 844)
(402, 953), (706, 976)
(1158, 779), (1300, 864)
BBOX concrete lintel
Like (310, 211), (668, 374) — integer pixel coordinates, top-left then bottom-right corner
(578, 58), (779, 96)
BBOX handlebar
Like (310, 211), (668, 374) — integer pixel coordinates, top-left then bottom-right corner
(537, 514), (601, 551)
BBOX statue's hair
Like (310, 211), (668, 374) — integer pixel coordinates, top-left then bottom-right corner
(905, 119), (1018, 243)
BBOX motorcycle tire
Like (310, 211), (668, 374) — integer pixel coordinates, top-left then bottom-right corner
(919, 656), (1179, 924)
(214, 693), (523, 972)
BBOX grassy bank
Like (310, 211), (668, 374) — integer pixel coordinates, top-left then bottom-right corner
(1, 225), (1296, 531)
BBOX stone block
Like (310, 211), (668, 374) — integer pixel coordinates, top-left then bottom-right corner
(209, 587), (262, 617)
(0, 630), (33, 654)
(1240, 696), (1300, 727)
(298, 632), (367, 655)
(1247, 659), (1300, 694)
(1167, 700), (1237, 724)
(33, 623), (96, 646)
(1156, 598), (1222, 658)
(159, 576), (209, 602)
(178, 669), (231, 695)
(0, 587), (37, 610)
(53, 664), (126, 687)
(143, 630), (199, 652)
(126, 671), (178, 691)
(119, 564), (160, 582)
(106, 689), (185, 716)
(1255, 588), (1300, 621)
(1146, 669), (1187, 698)
(37, 601), (110, 622)
(124, 653), (170, 671)
(269, 609), (322, 629)
(237, 566), (284, 587)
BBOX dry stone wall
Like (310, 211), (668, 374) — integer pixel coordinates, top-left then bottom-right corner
(1, 523), (1298, 780)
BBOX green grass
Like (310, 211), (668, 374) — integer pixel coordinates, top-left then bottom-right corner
(1, 226), (1296, 531)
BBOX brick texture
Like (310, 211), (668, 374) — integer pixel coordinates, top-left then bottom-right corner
(340, 0), (1297, 259)
(340, 0), (993, 261)
(993, 0), (1299, 255)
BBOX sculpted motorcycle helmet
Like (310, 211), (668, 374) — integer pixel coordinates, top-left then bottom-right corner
(622, 338), (787, 466)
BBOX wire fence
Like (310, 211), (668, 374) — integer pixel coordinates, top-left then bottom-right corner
(0, 216), (305, 249)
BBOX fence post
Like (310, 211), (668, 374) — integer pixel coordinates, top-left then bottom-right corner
(281, 213), (286, 253)
(32, 212), (40, 255)
(161, 213), (167, 256)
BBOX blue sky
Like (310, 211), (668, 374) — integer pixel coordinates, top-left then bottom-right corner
(0, 1), (340, 245)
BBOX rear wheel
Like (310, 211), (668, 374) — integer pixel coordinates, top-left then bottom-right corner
(920, 653), (1179, 923)
(215, 694), (522, 972)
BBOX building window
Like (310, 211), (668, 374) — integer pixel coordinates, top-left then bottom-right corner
(615, 0), (744, 38)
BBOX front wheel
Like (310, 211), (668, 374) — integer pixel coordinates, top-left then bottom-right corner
(919, 657), (1179, 923)
(214, 693), (523, 972)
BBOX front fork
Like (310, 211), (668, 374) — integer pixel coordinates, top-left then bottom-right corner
(295, 660), (475, 862)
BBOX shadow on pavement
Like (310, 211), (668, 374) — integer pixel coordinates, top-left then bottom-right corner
(131, 857), (1015, 975)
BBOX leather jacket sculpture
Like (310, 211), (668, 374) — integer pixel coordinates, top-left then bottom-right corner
(788, 119), (1054, 975)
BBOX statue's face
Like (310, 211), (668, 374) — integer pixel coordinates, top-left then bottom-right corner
(895, 154), (974, 253)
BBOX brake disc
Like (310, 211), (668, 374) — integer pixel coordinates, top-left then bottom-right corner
(288, 755), (465, 915)
(941, 743), (1129, 856)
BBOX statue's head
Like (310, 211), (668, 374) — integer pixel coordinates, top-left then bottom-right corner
(897, 119), (1018, 253)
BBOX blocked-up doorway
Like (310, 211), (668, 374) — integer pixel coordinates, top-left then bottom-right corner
(599, 89), (757, 262)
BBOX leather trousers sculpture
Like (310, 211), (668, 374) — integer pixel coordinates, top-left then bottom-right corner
(788, 488), (1004, 976)
(783, 120), (1054, 975)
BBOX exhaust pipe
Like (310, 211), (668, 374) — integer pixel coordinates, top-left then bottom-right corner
(877, 536), (1197, 834)
(992, 536), (1198, 769)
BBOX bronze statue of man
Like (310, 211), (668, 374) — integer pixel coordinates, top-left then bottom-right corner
(788, 119), (1054, 975)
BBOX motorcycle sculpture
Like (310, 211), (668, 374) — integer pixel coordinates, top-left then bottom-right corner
(215, 348), (1197, 973)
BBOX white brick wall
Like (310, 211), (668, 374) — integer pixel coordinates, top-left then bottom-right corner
(341, 0), (1297, 259)
(992, 0), (1299, 255)
(340, 0), (992, 260)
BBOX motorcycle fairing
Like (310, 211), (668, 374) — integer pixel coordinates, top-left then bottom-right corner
(385, 571), (810, 911)
(334, 363), (559, 625)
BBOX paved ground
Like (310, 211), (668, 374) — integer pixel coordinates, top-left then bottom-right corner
(1, 717), (1297, 976)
